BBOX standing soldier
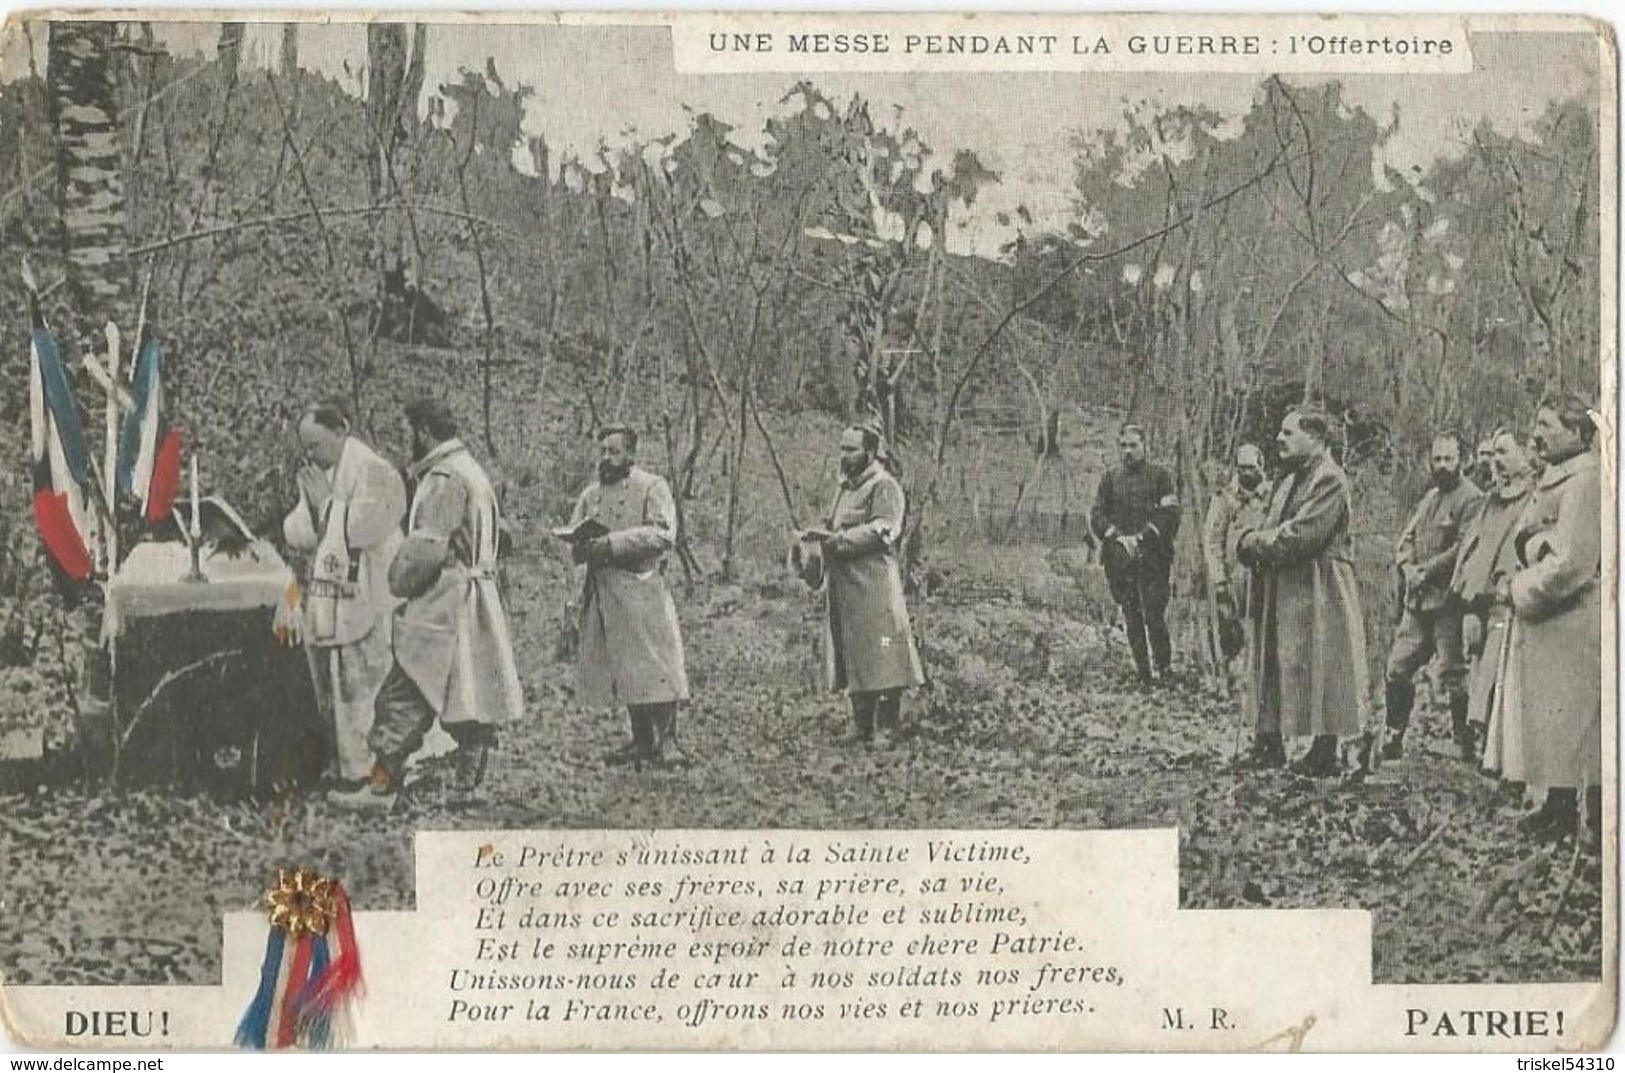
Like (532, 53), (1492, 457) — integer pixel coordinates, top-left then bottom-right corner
(329, 399), (524, 811)
(563, 425), (689, 768)
(1203, 444), (1274, 764)
(1202, 443), (1271, 667)
(1501, 397), (1602, 846)
(282, 399), (406, 788)
(1450, 430), (1534, 767)
(1090, 424), (1180, 685)
(798, 424), (923, 745)
(1237, 408), (1369, 778)
(1381, 433), (1482, 761)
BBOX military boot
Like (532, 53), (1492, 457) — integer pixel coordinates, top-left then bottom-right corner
(845, 694), (877, 746)
(1232, 732), (1285, 771)
(453, 731), (493, 794)
(328, 761), (400, 813)
(1449, 693), (1477, 764)
(1381, 679), (1414, 761)
(1518, 788), (1578, 842)
(1353, 729), (1380, 776)
(604, 715), (641, 766)
(606, 709), (652, 766)
(874, 691), (905, 745)
(630, 708), (660, 767)
(1290, 735), (1340, 778)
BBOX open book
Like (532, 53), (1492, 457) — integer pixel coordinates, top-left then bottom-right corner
(550, 518), (610, 544)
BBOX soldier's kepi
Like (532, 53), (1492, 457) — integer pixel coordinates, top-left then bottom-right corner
(329, 398), (524, 812)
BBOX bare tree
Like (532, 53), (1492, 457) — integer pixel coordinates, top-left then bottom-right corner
(48, 21), (130, 346)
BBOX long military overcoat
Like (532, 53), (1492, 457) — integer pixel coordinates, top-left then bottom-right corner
(1508, 450), (1602, 789)
(390, 438), (525, 728)
(1240, 449), (1370, 738)
(821, 463), (924, 695)
(571, 466), (689, 709)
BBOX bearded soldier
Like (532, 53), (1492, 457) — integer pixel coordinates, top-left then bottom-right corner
(565, 425), (689, 768)
(1450, 430), (1534, 770)
(329, 399), (524, 810)
(1382, 433), (1482, 761)
(798, 424), (924, 745)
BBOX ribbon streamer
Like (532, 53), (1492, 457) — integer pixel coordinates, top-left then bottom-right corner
(236, 869), (363, 1050)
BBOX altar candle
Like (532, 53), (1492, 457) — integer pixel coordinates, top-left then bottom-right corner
(189, 454), (200, 538)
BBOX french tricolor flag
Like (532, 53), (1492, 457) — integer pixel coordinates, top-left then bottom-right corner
(117, 331), (181, 524)
(27, 293), (97, 581)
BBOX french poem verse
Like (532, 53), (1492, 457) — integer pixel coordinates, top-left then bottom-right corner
(450, 832), (1125, 1034)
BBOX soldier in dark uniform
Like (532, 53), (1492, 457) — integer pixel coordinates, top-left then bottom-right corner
(1091, 424), (1181, 685)
(1382, 432), (1482, 761)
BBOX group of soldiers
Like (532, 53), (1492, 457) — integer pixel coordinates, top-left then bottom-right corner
(277, 406), (921, 810)
(1186, 397), (1602, 848)
(277, 389), (1601, 848)
(556, 420), (926, 767)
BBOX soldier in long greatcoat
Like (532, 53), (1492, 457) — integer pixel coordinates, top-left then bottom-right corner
(1202, 443), (1272, 696)
(1237, 408), (1370, 778)
(1500, 397), (1603, 847)
(566, 425), (689, 767)
(798, 424), (924, 746)
(1450, 430), (1534, 771)
(329, 399), (524, 810)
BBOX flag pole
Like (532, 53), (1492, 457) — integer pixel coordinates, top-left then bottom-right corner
(102, 322), (120, 577)
(129, 260), (154, 381)
(21, 258), (110, 569)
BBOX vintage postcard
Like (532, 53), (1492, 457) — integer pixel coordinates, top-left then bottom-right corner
(0, 9), (1614, 1053)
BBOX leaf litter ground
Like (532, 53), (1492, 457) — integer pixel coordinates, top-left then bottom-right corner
(0, 567), (1601, 988)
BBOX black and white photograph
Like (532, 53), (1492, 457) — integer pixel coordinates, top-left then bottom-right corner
(0, 11), (1613, 1051)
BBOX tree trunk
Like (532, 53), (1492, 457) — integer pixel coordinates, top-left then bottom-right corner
(279, 23), (299, 81)
(404, 25), (428, 127)
(364, 25), (409, 203)
(217, 23), (245, 79)
(365, 23), (410, 290)
(48, 20), (129, 349)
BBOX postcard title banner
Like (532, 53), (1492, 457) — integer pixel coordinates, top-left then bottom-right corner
(673, 15), (1476, 74)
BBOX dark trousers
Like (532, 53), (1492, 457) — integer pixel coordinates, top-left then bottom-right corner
(850, 689), (902, 741)
(627, 702), (677, 757)
(1109, 563), (1172, 679)
(369, 662), (495, 779)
